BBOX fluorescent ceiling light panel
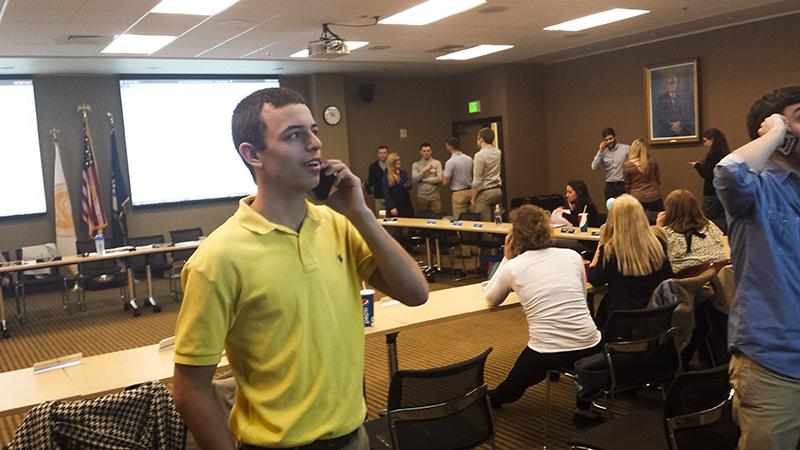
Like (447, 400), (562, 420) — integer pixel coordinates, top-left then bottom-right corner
(436, 44), (513, 61)
(150, 0), (240, 16)
(101, 34), (177, 54)
(544, 8), (649, 31)
(290, 41), (369, 58)
(379, 0), (486, 26)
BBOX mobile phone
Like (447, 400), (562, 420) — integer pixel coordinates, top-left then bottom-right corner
(310, 172), (336, 201)
(776, 132), (799, 156)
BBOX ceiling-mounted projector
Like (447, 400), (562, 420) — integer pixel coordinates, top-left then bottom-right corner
(308, 38), (349, 58)
(308, 23), (350, 58)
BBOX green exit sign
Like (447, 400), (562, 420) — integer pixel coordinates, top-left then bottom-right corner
(468, 100), (481, 114)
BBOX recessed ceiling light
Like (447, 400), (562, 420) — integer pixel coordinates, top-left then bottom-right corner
(544, 8), (649, 32)
(290, 41), (369, 58)
(101, 34), (177, 54)
(273, 67), (284, 71)
(435, 44), (513, 61)
(380, 0), (486, 26)
(146, 66), (160, 70)
(0, 66), (15, 70)
(477, 5), (508, 14)
(217, 19), (250, 27)
(151, 0), (240, 16)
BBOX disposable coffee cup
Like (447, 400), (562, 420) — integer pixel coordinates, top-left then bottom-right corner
(378, 210), (387, 220)
(578, 213), (589, 232)
(361, 289), (375, 327)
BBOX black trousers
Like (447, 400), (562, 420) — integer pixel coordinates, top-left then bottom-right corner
(604, 181), (627, 201)
(640, 198), (664, 213)
(489, 343), (602, 406)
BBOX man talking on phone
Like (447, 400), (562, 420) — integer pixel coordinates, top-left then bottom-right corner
(590, 127), (629, 201)
(172, 87), (428, 450)
(714, 85), (800, 450)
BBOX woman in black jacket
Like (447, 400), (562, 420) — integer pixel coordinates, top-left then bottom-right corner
(690, 128), (730, 233)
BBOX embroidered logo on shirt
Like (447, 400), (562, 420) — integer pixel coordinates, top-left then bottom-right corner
(338, 254), (343, 263)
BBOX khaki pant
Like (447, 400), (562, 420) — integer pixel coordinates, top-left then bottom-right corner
(451, 190), (471, 219)
(417, 196), (442, 214)
(373, 198), (386, 217)
(472, 187), (503, 222)
(730, 352), (800, 450)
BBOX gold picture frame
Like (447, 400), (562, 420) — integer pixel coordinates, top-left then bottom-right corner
(645, 59), (700, 144)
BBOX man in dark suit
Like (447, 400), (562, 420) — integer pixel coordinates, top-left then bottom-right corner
(365, 145), (388, 215)
(654, 74), (694, 137)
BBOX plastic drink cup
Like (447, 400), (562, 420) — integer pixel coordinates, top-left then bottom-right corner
(378, 210), (387, 220)
(361, 289), (375, 327)
(578, 213), (589, 232)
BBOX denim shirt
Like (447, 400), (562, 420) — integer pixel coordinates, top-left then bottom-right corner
(714, 153), (800, 378)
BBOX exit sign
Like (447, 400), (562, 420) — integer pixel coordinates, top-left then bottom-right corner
(468, 100), (481, 114)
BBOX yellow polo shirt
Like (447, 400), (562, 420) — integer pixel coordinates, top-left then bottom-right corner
(174, 196), (376, 447)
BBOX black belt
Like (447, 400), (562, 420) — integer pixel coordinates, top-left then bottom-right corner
(452, 187), (471, 192)
(478, 186), (501, 193)
(239, 428), (358, 450)
(606, 181), (624, 185)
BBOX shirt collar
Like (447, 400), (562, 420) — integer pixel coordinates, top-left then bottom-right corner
(763, 160), (796, 183)
(234, 196), (322, 236)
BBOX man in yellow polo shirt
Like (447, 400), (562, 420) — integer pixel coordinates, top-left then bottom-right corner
(172, 87), (428, 450)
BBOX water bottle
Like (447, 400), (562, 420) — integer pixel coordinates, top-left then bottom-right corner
(494, 204), (502, 225)
(94, 230), (105, 255)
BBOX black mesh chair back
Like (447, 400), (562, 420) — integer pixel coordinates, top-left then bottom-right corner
(75, 239), (120, 277)
(169, 228), (203, 262)
(603, 303), (682, 395)
(456, 212), (483, 247)
(509, 196), (533, 210)
(530, 193), (567, 213)
(387, 348), (491, 410)
(127, 235), (169, 276)
(664, 365), (739, 450)
(388, 384), (495, 450)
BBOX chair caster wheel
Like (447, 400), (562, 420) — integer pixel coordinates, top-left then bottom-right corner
(2, 329), (8, 338)
(123, 303), (131, 312)
(153, 305), (162, 313)
(133, 309), (141, 317)
(426, 274), (436, 283)
(79, 304), (87, 312)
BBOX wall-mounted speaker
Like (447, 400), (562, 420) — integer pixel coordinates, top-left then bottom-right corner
(358, 83), (375, 103)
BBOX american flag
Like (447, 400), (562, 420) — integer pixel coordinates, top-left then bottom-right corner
(80, 115), (107, 238)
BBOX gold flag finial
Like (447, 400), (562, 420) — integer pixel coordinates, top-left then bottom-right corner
(49, 127), (60, 140)
(76, 103), (92, 119)
(106, 112), (115, 129)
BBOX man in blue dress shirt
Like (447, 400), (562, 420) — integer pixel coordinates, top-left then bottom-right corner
(714, 85), (800, 450)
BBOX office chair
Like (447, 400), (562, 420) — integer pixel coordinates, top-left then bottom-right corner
(168, 228), (203, 300)
(366, 348), (496, 450)
(13, 247), (70, 322)
(74, 239), (128, 314)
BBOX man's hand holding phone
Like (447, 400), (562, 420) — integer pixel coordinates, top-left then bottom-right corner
(314, 160), (368, 219)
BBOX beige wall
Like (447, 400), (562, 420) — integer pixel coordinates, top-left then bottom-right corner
(344, 76), (452, 213)
(544, 13), (800, 207)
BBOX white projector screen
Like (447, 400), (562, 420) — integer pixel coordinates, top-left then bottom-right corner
(119, 78), (280, 206)
(0, 79), (47, 218)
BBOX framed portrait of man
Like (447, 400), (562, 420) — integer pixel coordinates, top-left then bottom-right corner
(645, 59), (700, 144)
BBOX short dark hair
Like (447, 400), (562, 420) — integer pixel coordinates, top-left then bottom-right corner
(377, 145), (389, 151)
(478, 127), (495, 144)
(746, 85), (800, 140)
(445, 137), (460, 149)
(419, 142), (431, 149)
(601, 127), (616, 138)
(231, 87), (307, 178)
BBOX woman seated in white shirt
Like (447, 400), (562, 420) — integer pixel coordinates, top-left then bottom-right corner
(657, 189), (728, 275)
(484, 205), (602, 408)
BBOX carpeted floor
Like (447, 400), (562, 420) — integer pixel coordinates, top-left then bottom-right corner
(0, 274), (656, 449)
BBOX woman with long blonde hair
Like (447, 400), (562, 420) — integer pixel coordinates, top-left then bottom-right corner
(381, 152), (414, 217)
(623, 139), (663, 212)
(588, 194), (672, 327)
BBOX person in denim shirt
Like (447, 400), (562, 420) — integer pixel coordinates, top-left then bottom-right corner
(713, 85), (800, 450)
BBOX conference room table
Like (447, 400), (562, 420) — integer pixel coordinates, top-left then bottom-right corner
(379, 216), (600, 270)
(0, 241), (201, 338)
(0, 282), (518, 415)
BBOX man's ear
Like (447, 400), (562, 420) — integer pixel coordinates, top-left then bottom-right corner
(238, 142), (263, 170)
